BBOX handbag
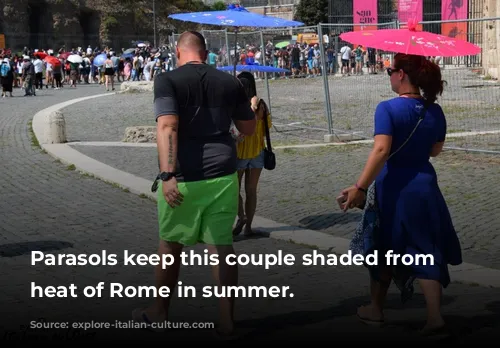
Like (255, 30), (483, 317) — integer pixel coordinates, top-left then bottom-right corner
(262, 102), (276, 170)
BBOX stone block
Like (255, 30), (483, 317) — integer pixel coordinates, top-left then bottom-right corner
(123, 126), (156, 143)
(120, 81), (154, 93)
(43, 110), (67, 144)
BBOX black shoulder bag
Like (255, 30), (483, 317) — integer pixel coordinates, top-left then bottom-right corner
(261, 101), (276, 170)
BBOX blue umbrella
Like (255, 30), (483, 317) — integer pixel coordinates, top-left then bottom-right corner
(168, 3), (304, 75)
(121, 53), (134, 59)
(218, 64), (289, 73)
(168, 4), (304, 27)
(93, 53), (107, 67)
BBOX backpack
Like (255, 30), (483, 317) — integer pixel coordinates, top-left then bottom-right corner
(0, 63), (9, 77)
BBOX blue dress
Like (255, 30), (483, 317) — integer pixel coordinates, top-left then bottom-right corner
(373, 97), (462, 288)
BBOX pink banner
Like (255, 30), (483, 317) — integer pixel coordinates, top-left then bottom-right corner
(398, 0), (423, 29)
(441, 0), (468, 40)
(353, 0), (378, 31)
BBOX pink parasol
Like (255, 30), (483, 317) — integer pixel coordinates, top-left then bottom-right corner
(339, 19), (481, 57)
(58, 52), (71, 60)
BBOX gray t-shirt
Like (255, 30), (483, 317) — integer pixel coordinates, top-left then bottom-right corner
(153, 63), (255, 182)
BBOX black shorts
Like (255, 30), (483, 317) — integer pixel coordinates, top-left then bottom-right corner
(368, 54), (376, 65)
(341, 59), (349, 67)
(104, 68), (114, 76)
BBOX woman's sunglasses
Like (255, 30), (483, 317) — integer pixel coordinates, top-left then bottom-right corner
(387, 68), (401, 76)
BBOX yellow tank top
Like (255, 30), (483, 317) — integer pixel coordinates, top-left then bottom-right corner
(236, 111), (272, 160)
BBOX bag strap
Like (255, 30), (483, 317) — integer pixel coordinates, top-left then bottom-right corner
(388, 100), (429, 160)
(261, 100), (272, 151)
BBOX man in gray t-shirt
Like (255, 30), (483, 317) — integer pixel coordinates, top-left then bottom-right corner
(133, 31), (255, 336)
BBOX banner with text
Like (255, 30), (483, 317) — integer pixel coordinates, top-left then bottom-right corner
(398, 0), (423, 31)
(353, 0), (378, 31)
(441, 0), (468, 41)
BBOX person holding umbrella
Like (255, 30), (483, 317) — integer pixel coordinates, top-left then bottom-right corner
(67, 54), (82, 88)
(340, 54), (462, 336)
(336, 19), (481, 336)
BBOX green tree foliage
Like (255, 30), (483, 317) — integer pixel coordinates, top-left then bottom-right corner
(211, 1), (228, 11)
(294, 0), (328, 26)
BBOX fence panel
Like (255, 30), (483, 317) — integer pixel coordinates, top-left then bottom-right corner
(430, 18), (500, 153)
(6, 17), (497, 152)
(319, 22), (397, 140)
(320, 18), (500, 154)
(223, 26), (334, 145)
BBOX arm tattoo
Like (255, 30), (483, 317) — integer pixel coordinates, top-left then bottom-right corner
(168, 134), (174, 164)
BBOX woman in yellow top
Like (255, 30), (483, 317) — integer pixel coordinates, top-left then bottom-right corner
(233, 72), (272, 237)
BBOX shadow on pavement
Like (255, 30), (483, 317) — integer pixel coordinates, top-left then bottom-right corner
(0, 240), (73, 257)
(299, 212), (362, 229)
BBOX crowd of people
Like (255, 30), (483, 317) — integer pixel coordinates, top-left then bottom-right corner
(0, 44), (176, 97)
(205, 40), (395, 80)
(207, 40), (443, 82)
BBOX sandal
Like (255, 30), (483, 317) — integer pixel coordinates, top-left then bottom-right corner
(356, 306), (384, 327)
(132, 308), (165, 332)
(213, 328), (239, 341)
(232, 218), (246, 236)
(357, 313), (384, 327)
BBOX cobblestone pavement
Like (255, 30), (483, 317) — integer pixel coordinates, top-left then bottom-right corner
(1, 84), (499, 342)
(63, 70), (500, 150)
(71, 142), (500, 270)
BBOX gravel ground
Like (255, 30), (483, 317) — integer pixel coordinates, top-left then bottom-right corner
(62, 68), (500, 149)
(69, 143), (500, 269)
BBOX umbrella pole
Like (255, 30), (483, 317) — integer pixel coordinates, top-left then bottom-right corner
(233, 28), (238, 77)
(259, 30), (279, 133)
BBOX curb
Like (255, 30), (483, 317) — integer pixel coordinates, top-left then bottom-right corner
(32, 95), (500, 289)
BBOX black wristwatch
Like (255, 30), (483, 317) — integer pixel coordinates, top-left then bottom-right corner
(159, 172), (176, 181)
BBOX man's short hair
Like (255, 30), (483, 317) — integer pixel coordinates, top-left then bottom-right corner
(177, 31), (207, 53)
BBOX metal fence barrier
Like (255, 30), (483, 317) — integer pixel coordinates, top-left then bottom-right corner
(319, 18), (500, 154)
(5, 16), (500, 153)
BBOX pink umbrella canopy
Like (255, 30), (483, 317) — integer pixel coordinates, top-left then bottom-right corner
(58, 52), (71, 60)
(340, 19), (481, 57)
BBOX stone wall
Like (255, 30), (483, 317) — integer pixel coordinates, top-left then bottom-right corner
(482, 0), (500, 79)
(0, 0), (194, 51)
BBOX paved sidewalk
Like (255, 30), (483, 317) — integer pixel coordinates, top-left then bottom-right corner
(70, 139), (500, 269)
(60, 90), (500, 268)
(1, 86), (499, 341)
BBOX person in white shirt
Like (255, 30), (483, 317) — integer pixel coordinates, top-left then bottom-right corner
(82, 56), (92, 83)
(340, 44), (352, 76)
(33, 57), (44, 89)
(312, 44), (321, 76)
(45, 61), (53, 88)
(138, 55), (144, 80)
(144, 58), (155, 81)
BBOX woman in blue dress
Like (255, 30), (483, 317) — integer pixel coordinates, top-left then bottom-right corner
(339, 54), (462, 335)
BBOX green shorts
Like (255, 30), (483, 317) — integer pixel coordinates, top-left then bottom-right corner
(157, 173), (238, 246)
